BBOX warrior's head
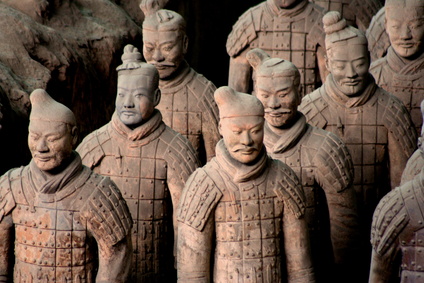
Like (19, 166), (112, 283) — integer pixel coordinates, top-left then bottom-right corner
(385, 0), (424, 59)
(141, 1), (188, 80)
(116, 44), (161, 129)
(215, 86), (264, 164)
(247, 48), (301, 129)
(323, 11), (370, 97)
(28, 89), (78, 172)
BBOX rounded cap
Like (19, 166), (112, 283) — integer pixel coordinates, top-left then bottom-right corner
(30, 89), (76, 126)
(214, 86), (264, 119)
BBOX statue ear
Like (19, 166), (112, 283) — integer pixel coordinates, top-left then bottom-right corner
(246, 48), (269, 71)
(153, 89), (161, 107)
(71, 126), (79, 148)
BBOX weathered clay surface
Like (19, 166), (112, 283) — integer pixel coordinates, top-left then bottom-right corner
(0, 1), (142, 173)
(247, 47), (359, 282)
(370, 0), (424, 135)
(141, 3), (220, 164)
(177, 86), (314, 282)
(0, 89), (133, 282)
(77, 45), (200, 282)
(226, 0), (328, 97)
(299, 11), (417, 282)
(366, 7), (390, 61)
(370, 168), (424, 282)
(312, 0), (382, 31)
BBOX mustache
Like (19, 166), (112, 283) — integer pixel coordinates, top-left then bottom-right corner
(232, 146), (260, 152)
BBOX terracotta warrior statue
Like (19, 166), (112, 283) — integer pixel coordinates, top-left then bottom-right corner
(369, 0), (424, 135)
(141, 2), (220, 164)
(0, 89), (133, 282)
(76, 45), (200, 282)
(246, 47), (359, 282)
(311, 0), (381, 31)
(370, 167), (424, 282)
(226, 0), (328, 97)
(299, 11), (417, 281)
(401, 100), (424, 185)
(177, 86), (314, 282)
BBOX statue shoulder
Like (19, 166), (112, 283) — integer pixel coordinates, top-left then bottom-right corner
(299, 89), (329, 129)
(159, 128), (200, 178)
(177, 165), (223, 231)
(270, 159), (306, 219)
(226, 3), (264, 57)
(401, 150), (424, 185)
(76, 124), (111, 169)
(308, 127), (354, 192)
(0, 168), (21, 221)
(371, 187), (409, 256)
(369, 57), (388, 84)
(378, 90), (417, 156)
(80, 173), (132, 246)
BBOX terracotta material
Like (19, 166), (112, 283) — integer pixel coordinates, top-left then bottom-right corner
(370, 168), (424, 282)
(77, 45), (200, 282)
(141, 3), (220, 164)
(370, 0), (424, 135)
(311, 0), (382, 31)
(226, 0), (328, 97)
(247, 47), (359, 282)
(401, 100), (424, 185)
(177, 86), (314, 282)
(366, 7), (390, 61)
(299, 11), (417, 281)
(0, 89), (133, 282)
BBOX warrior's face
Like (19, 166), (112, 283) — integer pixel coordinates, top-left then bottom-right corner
(273, 0), (301, 8)
(255, 76), (300, 128)
(326, 44), (370, 97)
(116, 73), (160, 128)
(386, 6), (424, 59)
(220, 116), (264, 164)
(28, 120), (75, 172)
(143, 28), (188, 80)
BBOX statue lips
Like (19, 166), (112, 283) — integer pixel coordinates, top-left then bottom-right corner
(265, 109), (292, 117)
(233, 146), (259, 155)
(343, 80), (361, 86)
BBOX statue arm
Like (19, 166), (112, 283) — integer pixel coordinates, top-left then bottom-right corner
(369, 249), (399, 283)
(177, 214), (214, 283)
(0, 214), (13, 283)
(96, 235), (132, 283)
(388, 132), (412, 189)
(228, 49), (252, 93)
(316, 45), (328, 84)
(283, 210), (315, 283)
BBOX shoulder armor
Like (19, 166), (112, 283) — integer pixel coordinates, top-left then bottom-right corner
(310, 127), (354, 192)
(370, 188), (408, 256)
(161, 129), (200, 182)
(379, 90), (417, 157)
(177, 167), (223, 231)
(299, 90), (328, 129)
(271, 159), (306, 219)
(366, 7), (390, 61)
(226, 5), (261, 57)
(0, 169), (17, 221)
(306, 3), (326, 49)
(401, 150), (424, 185)
(82, 174), (132, 246)
(76, 125), (110, 169)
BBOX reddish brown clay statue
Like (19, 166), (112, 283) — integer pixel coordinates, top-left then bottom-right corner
(370, 167), (424, 282)
(311, 0), (381, 31)
(226, 0), (327, 97)
(0, 89), (133, 282)
(370, 0), (424, 135)
(246, 47), (359, 282)
(401, 100), (424, 185)
(177, 86), (314, 282)
(366, 7), (390, 62)
(299, 11), (417, 281)
(76, 45), (200, 282)
(141, 2), (220, 164)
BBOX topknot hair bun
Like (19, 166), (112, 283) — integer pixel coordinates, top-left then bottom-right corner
(323, 11), (347, 35)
